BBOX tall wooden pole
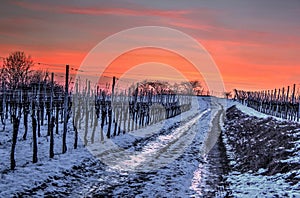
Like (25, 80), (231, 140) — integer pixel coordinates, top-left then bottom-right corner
(112, 77), (116, 102)
(62, 65), (69, 153)
(74, 79), (79, 149)
(107, 77), (116, 138)
(291, 84), (296, 104)
(49, 73), (54, 158)
(2, 81), (6, 131)
(298, 96), (300, 122)
(285, 86), (290, 119)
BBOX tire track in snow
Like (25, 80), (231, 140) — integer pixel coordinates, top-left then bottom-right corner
(15, 97), (221, 197)
(190, 101), (232, 197)
(111, 109), (210, 172)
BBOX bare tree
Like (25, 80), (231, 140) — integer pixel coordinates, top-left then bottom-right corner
(30, 70), (44, 84)
(224, 91), (232, 99)
(175, 82), (193, 95)
(2, 51), (33, 89)
(189, 80), (203, 95)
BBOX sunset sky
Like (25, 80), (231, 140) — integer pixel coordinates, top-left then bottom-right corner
(0, 0), (300, 92)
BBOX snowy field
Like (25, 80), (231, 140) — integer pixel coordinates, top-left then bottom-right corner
(0, 97), (219, 197)
(223, 103), (300, 197)
(1, 97), (299, 197)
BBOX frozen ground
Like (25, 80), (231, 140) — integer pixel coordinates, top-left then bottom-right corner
(1, 97), (299, 197)
(0, 97), (226, 197)
(223, 104), (300, 197)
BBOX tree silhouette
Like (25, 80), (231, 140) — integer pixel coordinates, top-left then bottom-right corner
(2, 51), (33, 89)
(224, 91), (232, 99)
(189, 80), (203, 95)
(30, 70), (44, 84)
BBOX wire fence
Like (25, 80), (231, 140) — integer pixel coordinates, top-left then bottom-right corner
(234, 84), (300, 121)
(0, 65), (193, 170)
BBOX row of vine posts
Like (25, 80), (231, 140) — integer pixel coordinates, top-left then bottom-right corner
(234, 84), (300, 121)
(1, 65), (192, 170)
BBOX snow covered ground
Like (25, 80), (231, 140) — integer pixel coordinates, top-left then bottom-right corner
(0, 96), (224, 197)
(223, 104), (300, 197)
(1, 97), (299, 197)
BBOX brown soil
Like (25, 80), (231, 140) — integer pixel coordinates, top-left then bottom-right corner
(224, 106), (300, 185)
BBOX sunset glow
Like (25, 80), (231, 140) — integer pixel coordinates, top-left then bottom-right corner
(1, 1), (299, 91)
(99, 48), (207, 86)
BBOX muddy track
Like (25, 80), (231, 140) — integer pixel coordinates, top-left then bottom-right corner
(204, 132), (232, 197)
(190, 104), (233, 197)
(205, 107), (231, 196)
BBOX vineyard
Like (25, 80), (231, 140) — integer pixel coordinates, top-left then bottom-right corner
(0, 65), (193, 171)
(234, 84), (300, 121)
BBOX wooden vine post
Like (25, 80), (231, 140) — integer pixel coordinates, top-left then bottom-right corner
(2, 81), (6, 131)
(49, 72), (54, 158)
(107, 76), (116, 138)
(62, 65), (69, 153)
(235, 84), (299, 121)
(73, 79), (79, 149)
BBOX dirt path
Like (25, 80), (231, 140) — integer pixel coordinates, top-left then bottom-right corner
(12, 98), (235, 197)
(189, 103), (232, 197)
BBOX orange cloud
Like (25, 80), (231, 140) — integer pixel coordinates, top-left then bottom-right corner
(200, 39), (300, 91)
(64, 8), (190, 18)
(4, 1), (300, 92)
(12, 1), (191, 19)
